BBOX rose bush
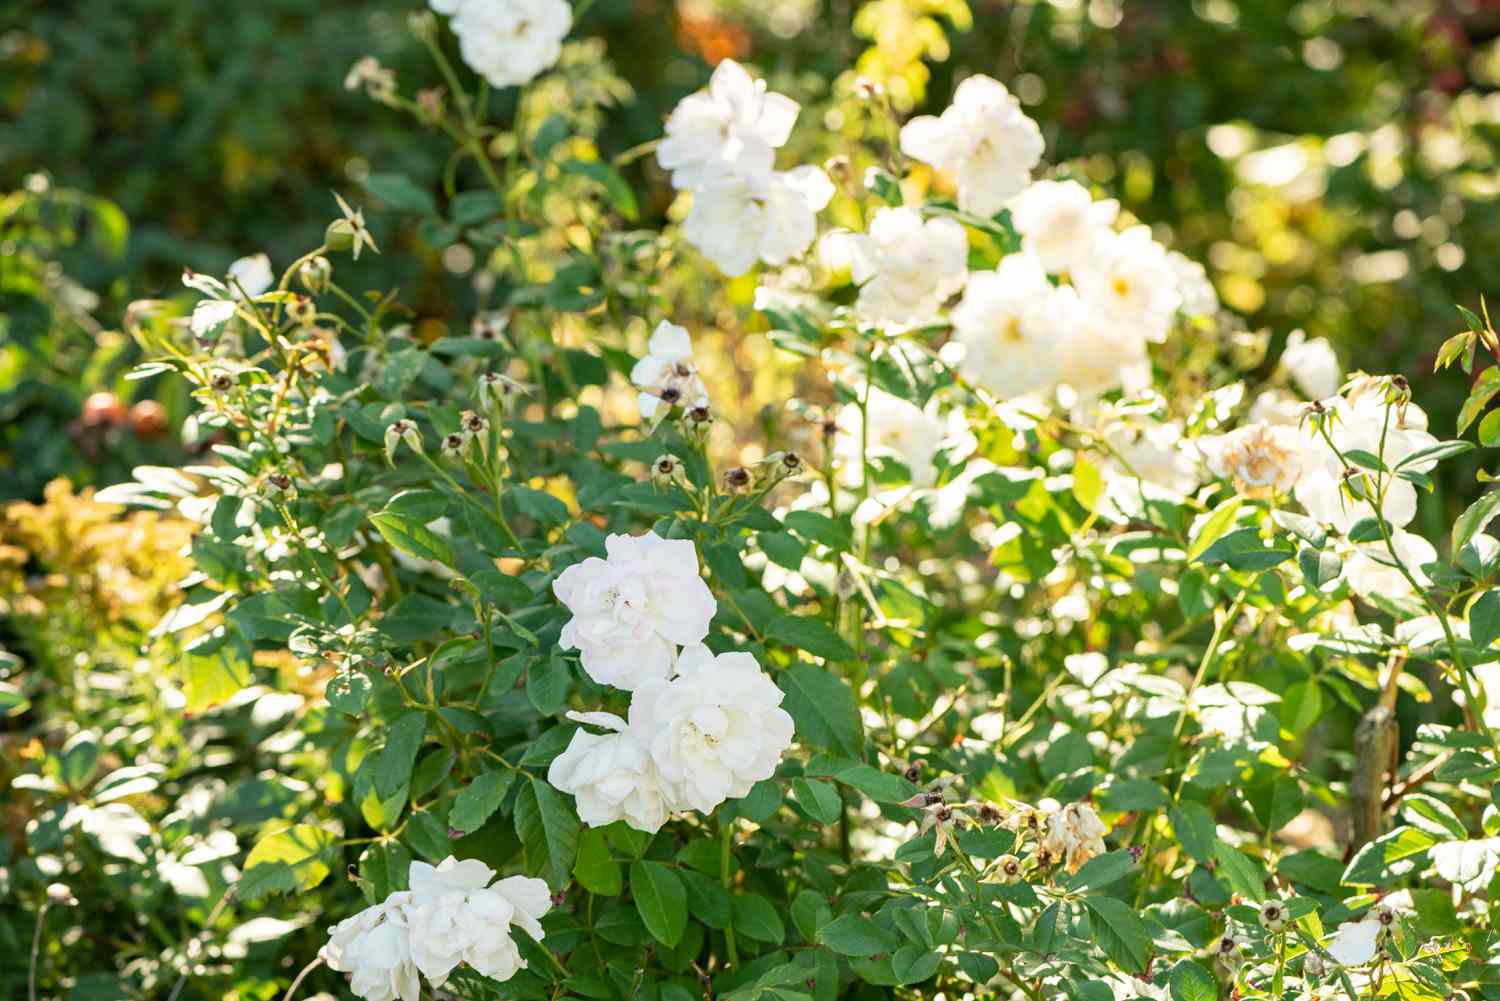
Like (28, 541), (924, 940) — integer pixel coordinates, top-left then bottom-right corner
(30, 3), (1500, 1000)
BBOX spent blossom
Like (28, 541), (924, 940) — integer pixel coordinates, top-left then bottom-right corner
(1039, 801), (1109, 873)
(630, 320), (709, 419)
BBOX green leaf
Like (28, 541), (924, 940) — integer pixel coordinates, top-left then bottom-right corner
(449, 770), (515, 835)
(1198, 528), (1294, 571)
(1168, 801), (1217, 863)
(817, 913), (898, 957)
(1470, 590), (1500, 649)
(527, 656), (570, 716)
(376, 712), (428, 798)
(779, 663), (863, 758)
(240, 825), (338, 899)
(792, 777), (842, 825)
(371, 508), (453, 566)
(1082, 897), (1152, 972)
(365, 172), (438, 215)
(1065, 850), (1136, 893)
(511, 485), (570, 526)
(630, 860), (687, 947)
(183, 626), (253, 712)
(515, 778), (579, 890)
(560, 160), (639, 220)
(574, 827), (622, 896)
(784, 511), (851, 549)
(449, 190), (503, 226)
(1452, 490), (1500, 559)
(732, 894), (786, 944)
(1298, 546), (1342, 590)
(1342, 825), (1438, 887)
(767, 614), (857, 661)
(1168, 959), (1218, 1001)
(758, 530), (807, 571)
(1458, 366), (1500, 434)
(1186, 498), (1241, 561)
(834, 764), (919, 804)
(1212, 843), (1266, 902)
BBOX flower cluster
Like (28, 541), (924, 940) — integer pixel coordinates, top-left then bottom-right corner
(322, 856), (551, 1001)
(429, 0), (572, 89)
(659, 59), (833, 276)
(549, 531), (794, 831)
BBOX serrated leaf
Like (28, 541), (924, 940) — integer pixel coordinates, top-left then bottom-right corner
(630, 860), (687, 947)
(1083, 897), (1152, 972)
(515, 777), (579, 890)
(449, 770), (515, 835)
(779, 663), (862, 758)
(767, 614), (856, 661)
(240, 825), (338, 899)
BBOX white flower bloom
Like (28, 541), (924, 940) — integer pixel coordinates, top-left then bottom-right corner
(186, 254), (273, 336)
(227, 254), (273, 299)
(1007, 179), (1118, 275)
(404, 857), (551, 987)
(848, 207), (968, 328)
(899, 75), (1044, 216)
(449, 0), (571, 89)
(1248, 389), (1306, 427)
(682, 164), (833, 277)
(1167, 250), (1218, 316)
(633, 645), (795, 813)
(1055, 304), (1151, 398)
(553, 531), (717, 690)
(1073, 225), (1182, 344)
(1198, 422), (1304, 494)
(1295, 390), (1437, 533)
(548, 711), (671, 832)
(1281, 330), (1341, 400)
(657, 59), (799, 190)
(1040, 801), (1108, 873)
(834, 386), (948, 487)
(1104, 419), (1200, 502)
(630, 321), (708, 419)
(951, 254), (1067, 399)
(321, 893), (422, 1001)
(1344, 529), (1436, 600)
(1326, 918), (1382, 966)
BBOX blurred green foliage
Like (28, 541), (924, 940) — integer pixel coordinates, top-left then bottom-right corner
(4, 0), (1500, 500)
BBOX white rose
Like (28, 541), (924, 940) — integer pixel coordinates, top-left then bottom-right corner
(1073, 225), (1182, 344)
(630, 320), (708, 418)
(835, 386), (948, 488)
(227, 253), (273, 299)
(1281, 329), (1341, 400)
(553, 531), (717, 690)
(1295, 392), (1437, 532)
(657, 59), (799, 190)
(1343, 530), (1436, 600)
(321, 893), (422, 1001)
(1103, 420), (1200, 510)
(951, 253), (1068, 399)
(548, 711), (671, 833)
(633, 645), (795, 813)
(1198, 422), (1304, 494)
(1166, 250), (1218, 317)
(1054, 301), (1151, 398)
(848, 207), (968, 328)
(405, 857), (552, 987)
(1007, 179), (1118, 275)
(899, 75), (1044, 216)
(449, 0), (571, 89)
(1040, 801), (1108, 873)
(1326, 918), (1382, 966)
(683, 164), (833, 277)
